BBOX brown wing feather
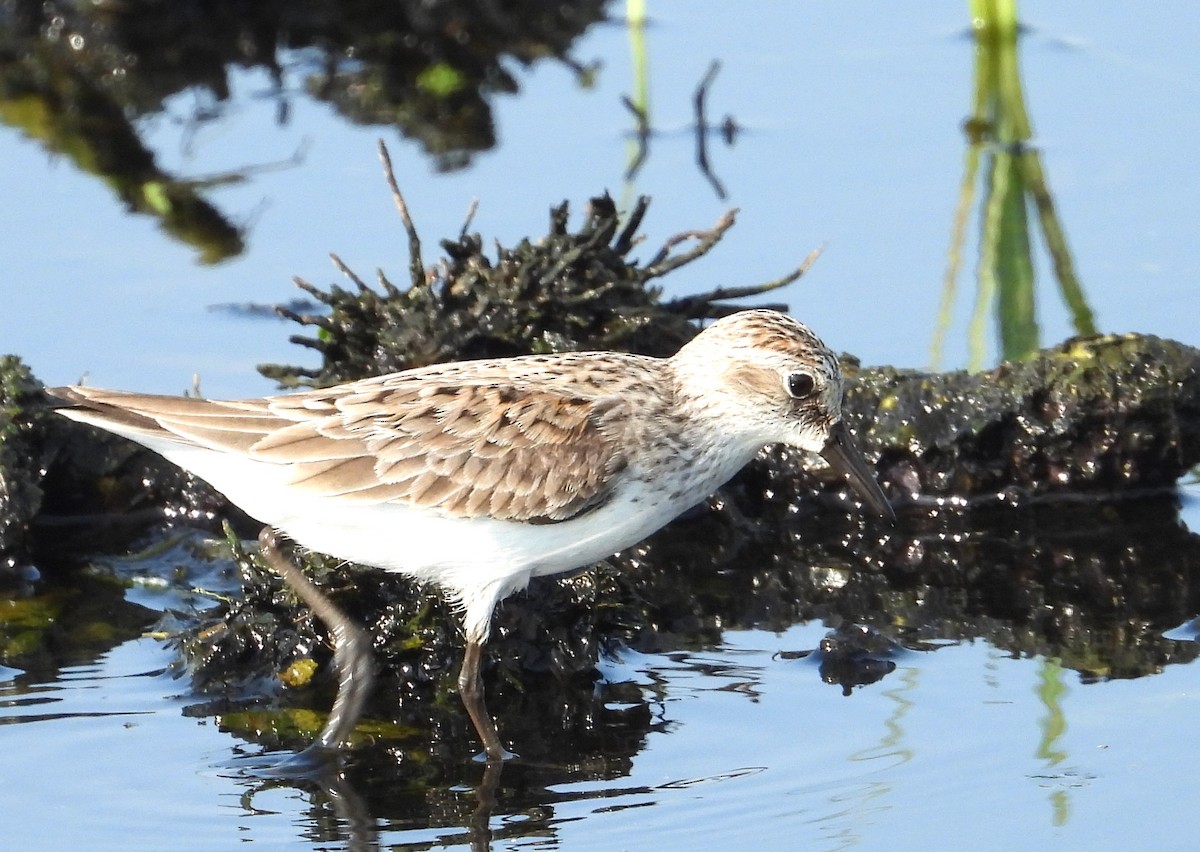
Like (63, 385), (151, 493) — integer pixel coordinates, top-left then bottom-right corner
(253, 380), (630, 521)
(50, 354), (644, 523)
(49, 387), (282, 453)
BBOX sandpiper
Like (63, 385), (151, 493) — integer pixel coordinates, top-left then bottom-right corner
(50, 309), (892, 761)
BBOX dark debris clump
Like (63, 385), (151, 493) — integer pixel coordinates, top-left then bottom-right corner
(260, 144), (808, 388)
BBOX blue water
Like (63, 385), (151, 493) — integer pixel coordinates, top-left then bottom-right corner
(2, 2), (1200, 849)
(3, 590), (1198, 850)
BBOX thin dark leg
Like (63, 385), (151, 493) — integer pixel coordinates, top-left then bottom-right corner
(458, 640), (512, 761)
(259, 528), (375, 756)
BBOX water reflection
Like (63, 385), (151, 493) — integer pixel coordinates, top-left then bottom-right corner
(217, 645), (843, 848)
(1033, 657), (1070, 827)
(12, 469), (1200, 838)
(622, 0), (741, 200)
(622, 54), (738, 200)
(933, 0), (1097, 369)
(0, 571), (156, 678)
(3, 503), (1197, 848)
(0, 0), (607, 260)
(218, 651), (680, 848)
(818, 667), (917, 850)
(132, 487), (1192, 844)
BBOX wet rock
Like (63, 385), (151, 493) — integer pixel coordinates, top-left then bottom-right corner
(777, 623), (902, 696)
(816, 333), (1200, 504)
(0, 356), (48, 581)
(0, 358), (233, 575)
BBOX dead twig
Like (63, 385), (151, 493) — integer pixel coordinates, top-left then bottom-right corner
(377, 139), (425, 289)
(665, 244), (824, 318)
(643, 208), (738, 278)
(460, 198), (480, 240)
(331, 253), (370, 293)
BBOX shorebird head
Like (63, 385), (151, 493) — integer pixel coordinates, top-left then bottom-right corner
(675, 309), (893, 518)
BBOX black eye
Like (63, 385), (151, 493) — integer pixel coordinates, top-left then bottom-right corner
(786, 371), (817, 399)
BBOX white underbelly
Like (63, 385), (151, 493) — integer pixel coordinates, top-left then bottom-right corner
(155, 443), (697, 580)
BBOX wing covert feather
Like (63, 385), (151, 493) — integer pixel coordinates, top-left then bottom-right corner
(52, 353), (653, 523)
(250, 379), (633, 521)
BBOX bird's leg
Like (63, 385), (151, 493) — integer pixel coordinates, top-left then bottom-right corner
(458, 639), (513, 761)
(258, 528), (376, 756)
